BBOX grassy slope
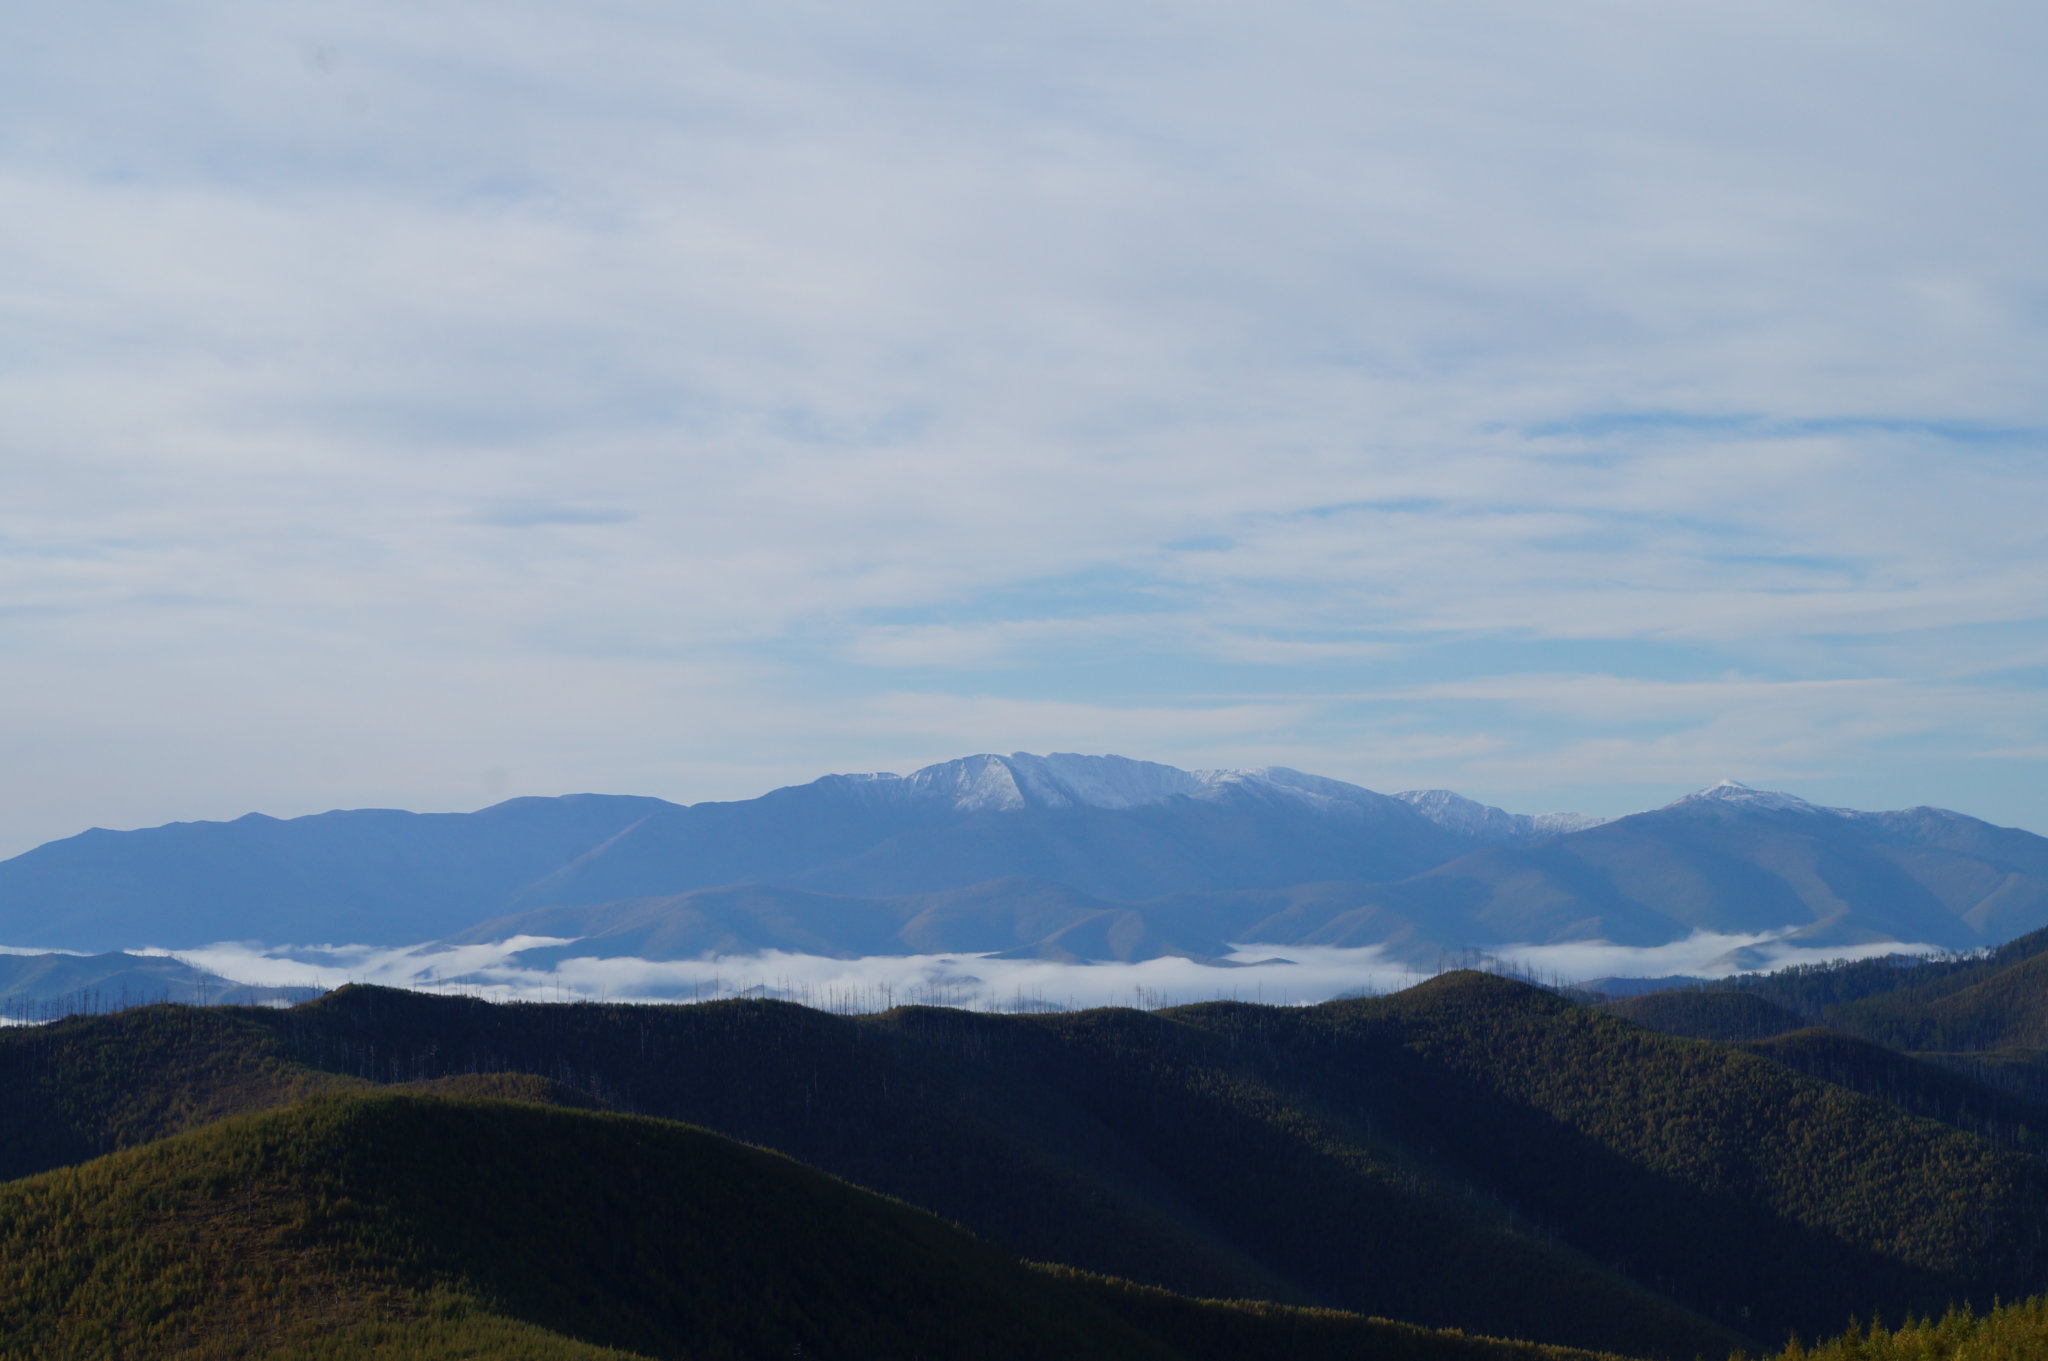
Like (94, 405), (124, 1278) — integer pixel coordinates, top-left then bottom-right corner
(8, 975), (2045, 1352)
(0, 1090), (1621, 1361)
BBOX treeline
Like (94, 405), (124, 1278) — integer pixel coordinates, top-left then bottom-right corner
(1759, 1297), (2048, 1361)
(11, 973), (2048, 1353)
(1717, 921), (2048, 1039)
(0, 1088), (1628, 1361)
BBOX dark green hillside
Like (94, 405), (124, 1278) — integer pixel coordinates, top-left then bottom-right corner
(0, 1002), (359, 1181)
(1739, 1027), (2048, 1156)
(1599, 981), (2048, 1154)
(1235, 974), (2048, 1338)
(1707, 924), (2048, 1103)
(1835, 948), (2048, 1052)
(238, 985), (1724, 1356)
(1, 991), (1730, 1356)
(1723, 921), (2048, 1022)
(0, 1090), (1621, 1361)
(1599, 989), (1803, 1041)
(9, 975), (2046, 1354)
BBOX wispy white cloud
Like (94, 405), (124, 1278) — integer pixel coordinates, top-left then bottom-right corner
(1490, 931), (1944, 983)
(143, 929), (1948, 1014)
(0, 0), (2044, 848)
(144, 938), (1421, 1009)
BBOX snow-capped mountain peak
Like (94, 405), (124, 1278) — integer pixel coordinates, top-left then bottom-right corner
(822, 753), (1407, 817)
(900, 753), (1214, 811)
(1669, 781), (1841, 816)
(816, 755), (1636, 840)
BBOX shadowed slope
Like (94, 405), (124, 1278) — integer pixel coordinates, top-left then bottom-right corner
(14, 977), (2046, 1351)
(1599, 989), (1804, 1042)
(0, 1090), (1624, 1361)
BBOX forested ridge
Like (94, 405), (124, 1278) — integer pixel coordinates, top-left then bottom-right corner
(7, 966), (2048, 1357)
(0, 1088), (1637, 1361)
(1613, 923), (2048, 1112)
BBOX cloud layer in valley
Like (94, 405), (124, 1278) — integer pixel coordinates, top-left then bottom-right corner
(139, 932), (1943, 1013)
(4, 1), (2047, 852)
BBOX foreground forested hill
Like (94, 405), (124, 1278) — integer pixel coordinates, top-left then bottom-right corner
(0, 1088), (1631, 1361)
(7, 972), (2046, 1355)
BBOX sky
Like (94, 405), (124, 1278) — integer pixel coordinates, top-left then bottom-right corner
(5, 0), (2047, 858)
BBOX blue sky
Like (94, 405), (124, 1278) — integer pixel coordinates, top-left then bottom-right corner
(3, 0), (2046, 854)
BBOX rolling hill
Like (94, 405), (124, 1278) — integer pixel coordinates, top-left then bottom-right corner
(0, 1087), (1627, 1361)
(10, 974), (2048, 1353)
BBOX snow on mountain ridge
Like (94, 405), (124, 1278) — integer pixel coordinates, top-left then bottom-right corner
(817, 759), (1974, 841)
(819, 753), (1400, 815)
(1668, 780), (1853, 816)
(819, 754), (1601, 835)
(1394, 789), (1608, 843)
(821, 753), (1214, 812)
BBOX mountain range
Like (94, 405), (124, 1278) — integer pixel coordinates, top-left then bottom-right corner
(3, 753), (2045, 973)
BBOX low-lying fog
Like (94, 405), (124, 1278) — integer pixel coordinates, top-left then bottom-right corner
(123, 931), (1944, 1012)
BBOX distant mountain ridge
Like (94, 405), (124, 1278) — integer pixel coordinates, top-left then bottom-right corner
(1394, 788), (1609, 841)
(1, 755), (2044, 971)
(0, 951), (319, 1020)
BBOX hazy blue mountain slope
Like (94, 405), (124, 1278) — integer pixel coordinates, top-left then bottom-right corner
(797, 793), (1469, 899)
(0, 754), (1491, 954)
(5, 756), (2045, 963)
(515, 779), (1474, 910)
(0, 794), (676, 952)
(496, 777), (966, 912)
(1290, 786), (2048, 954)
(1851, 809), (2048, 938)
(0, 951), (320, 1018)
(447, 876), (1441, 966)
(1394, 789), (1607, 842)
(452, 878), (1213, 966)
